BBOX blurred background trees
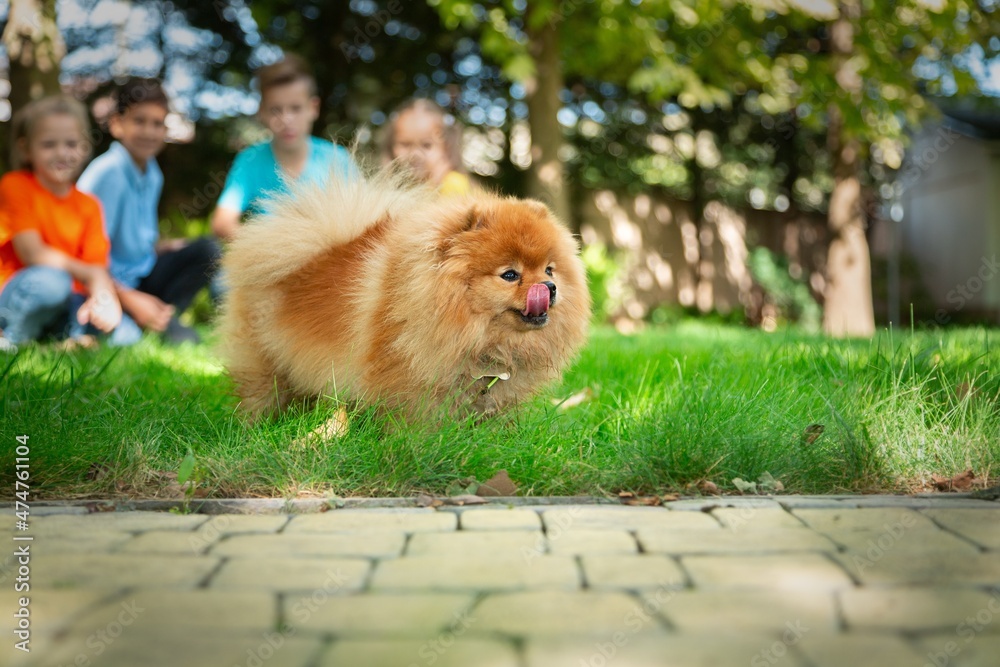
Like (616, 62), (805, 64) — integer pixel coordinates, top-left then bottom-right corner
(2, 0), (999, 335)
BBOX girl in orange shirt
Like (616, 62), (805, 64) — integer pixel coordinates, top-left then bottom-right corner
(0, 95), (122, 351)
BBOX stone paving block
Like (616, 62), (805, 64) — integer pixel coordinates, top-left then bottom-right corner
(472, 590), (666, 636)
(33, 532), (133, 554)
(833, 547), (1000, 585)
(542, 507), (721, 531)
(778, 497), (854, 509)
(284, 593), (474, 635)
(547, 529), (638, 555)
(32, 554), (219, 589)
(0, 589), (110, 634)
(657, 590), (839, 633)
(665, 498), (784, 511)
(122, 529), (223, 555)
(211, 557), (369, 592)
(525, 634), (810, 667)
(840, 588), (1000, 632)
(30, 505), (90, 516)
(637, 528), (838, 555)
(796, 634), (927, 667)
(319, 639), (520, 667)
(371, 555), (580, 592)
(848, 495), (948, 508)
(285, 509), (456, 533)
(712, 507), (807, 530)
(682, 553), (854, 590)
(826, 528), (982, 556)
(791, 507), (937, 532)
(581, 555), (686, 590)
(25, 629), (320, 667)
(200, 514), (290, 535)
(916, 635), (1000, 667)
(851, 496), (997, 509)
(460, 508), (542, 530)
(211, 532), (404, 558)
(923, 509), (1000, 549)
(407, 531), (543, 556)
(30, 511), (208, 534)
(70, 590), (276, 632)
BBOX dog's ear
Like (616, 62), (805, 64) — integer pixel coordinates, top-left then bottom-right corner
(462, 204), (488, 232)
(523, 199), (552, 218)
(435, 204), (487, 255)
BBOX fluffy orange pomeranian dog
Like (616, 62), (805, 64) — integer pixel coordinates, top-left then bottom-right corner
(217, 167), (590, 423)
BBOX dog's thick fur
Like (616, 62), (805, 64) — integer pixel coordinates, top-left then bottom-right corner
(217, 167), (591, 422)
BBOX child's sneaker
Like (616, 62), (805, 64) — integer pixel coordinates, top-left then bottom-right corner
(162, 318), (201, 345)
(0, 333), (17, 354)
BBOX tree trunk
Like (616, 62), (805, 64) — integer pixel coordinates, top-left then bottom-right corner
(1, 0), (64, 171)
(823, 1), (875, 337)
(523, 8), (571, 226)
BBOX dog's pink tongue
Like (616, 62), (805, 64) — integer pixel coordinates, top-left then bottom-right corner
(523, 283), (550, 316)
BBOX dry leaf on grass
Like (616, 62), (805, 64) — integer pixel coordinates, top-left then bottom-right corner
(932, 469), (977, 492)
(143, 469), (207, 499)
(801, 423), (824, 446)
(618, 491), (677, 506)
(733, 472), (785, 495)
(86, 462), (110, 481)
(622, 495), (661, 506)
(478, 469), (517, 496)
(415, 493), (443, 508)
(442, 494), (487, 506)
(445, 477), (479, 496)
(696, 480), (720, 495)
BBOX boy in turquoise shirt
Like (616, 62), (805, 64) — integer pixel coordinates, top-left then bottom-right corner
(211, 53), (357, 240)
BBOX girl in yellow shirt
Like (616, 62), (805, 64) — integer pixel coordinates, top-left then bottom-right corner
(381, 99), (472, 196)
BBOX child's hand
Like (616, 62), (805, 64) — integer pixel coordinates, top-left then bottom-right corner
(78, 272), (123, 333)
(121, 290), (175, 332)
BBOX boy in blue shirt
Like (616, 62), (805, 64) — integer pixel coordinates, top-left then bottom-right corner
(211, 53), (357, 241)
(79, 78), (219, 346)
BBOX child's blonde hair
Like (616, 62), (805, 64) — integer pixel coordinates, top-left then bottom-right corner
(11, 95), (93, 170)
(380, 98), (465, 174)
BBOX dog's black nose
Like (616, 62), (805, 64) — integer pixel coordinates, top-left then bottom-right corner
(543, 281), (556, 304)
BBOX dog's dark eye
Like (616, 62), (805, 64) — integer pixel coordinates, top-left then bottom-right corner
(545, 267), (554, 277)
(501, 270), (519, 282)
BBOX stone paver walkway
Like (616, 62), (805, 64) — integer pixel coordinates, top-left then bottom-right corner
(3, 495), (999, 666)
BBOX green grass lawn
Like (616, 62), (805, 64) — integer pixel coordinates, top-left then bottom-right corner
(1, 322), (997, 500)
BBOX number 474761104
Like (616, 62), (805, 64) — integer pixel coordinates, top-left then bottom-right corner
(15, 434), (30, 517)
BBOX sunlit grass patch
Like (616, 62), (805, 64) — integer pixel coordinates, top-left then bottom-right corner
(1, 322), (997, 498)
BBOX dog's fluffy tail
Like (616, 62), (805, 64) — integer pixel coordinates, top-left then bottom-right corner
(222, 159), (433, 289)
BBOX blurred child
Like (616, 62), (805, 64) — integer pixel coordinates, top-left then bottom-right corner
(210, 53), (358, 242)
(381, 98), (471, 196)
(0, 95), (122, 351)
(78, 77), (219, 346)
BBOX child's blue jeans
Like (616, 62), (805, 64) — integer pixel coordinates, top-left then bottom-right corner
(0, 266), (94, 343)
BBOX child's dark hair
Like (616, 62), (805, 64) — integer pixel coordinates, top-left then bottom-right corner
(115, 77), (169, 115)
(380, 98), (465, 173)
(256, 53), (317, 98)
(11, 95), (93, 170)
